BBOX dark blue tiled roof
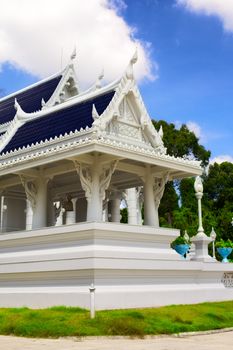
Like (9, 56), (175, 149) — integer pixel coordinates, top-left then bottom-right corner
(0, 76), (62, 125)
(1, 90), (115, 154)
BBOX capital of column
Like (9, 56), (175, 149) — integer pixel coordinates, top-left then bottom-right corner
(73, 159), (118, 202)
(73, 158), (118, 221)
(153, 172), (169, 209)
(20, 175), (50, 210)
(73, 161), (92, 202)
(99, 160), (118, 201)
(19, 175), (38, 210)
(20, 174), (49, 229)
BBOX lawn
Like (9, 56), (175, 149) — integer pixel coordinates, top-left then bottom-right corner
(0, 301), (232, 338)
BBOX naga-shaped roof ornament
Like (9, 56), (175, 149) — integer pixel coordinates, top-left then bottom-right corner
(159, 125), (163, 139)
(126, 48), (138, 80)
(41, 98), (46, 108)
(92, 104), (100, 120)
(14, 98), (27, 117)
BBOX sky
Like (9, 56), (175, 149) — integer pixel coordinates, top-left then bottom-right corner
(0, 0), (233, 163)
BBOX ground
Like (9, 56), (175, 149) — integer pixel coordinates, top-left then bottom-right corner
(0, 330), (232, 350)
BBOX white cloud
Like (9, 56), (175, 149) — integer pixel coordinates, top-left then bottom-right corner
(0, 0), (155, 88)
(174, 120), (205, 143)
(186, 121), (202, 139)
(177, 0), (233, 32)
(210, 155), (233, 164)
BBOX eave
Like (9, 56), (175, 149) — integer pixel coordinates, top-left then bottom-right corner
(0, 130), (202, 179)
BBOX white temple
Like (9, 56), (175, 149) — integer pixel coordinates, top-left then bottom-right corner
(0, 52), (232, 310)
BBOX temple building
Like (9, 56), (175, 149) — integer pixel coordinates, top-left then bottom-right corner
(0, 52), (232, 310)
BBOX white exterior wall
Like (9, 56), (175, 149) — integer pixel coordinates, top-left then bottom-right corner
(0, 222), (232, 310)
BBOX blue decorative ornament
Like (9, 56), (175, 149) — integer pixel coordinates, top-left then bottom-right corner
(217, 247), (233, 263)
(174, 244), (190, 259)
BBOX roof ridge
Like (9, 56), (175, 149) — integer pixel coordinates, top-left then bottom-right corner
(0, 69), (64, 104)
(12, 79), (118, 124)
(0, 88), (116, 155)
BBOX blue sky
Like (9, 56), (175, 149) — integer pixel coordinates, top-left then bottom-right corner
(0, 0), (233, 162)
(123, 0), (233, 161)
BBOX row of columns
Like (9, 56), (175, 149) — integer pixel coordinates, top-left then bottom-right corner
(8, 162), (169, 231)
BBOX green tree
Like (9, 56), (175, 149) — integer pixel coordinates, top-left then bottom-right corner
(152, 120), (210, 167)
(203, 162), (233, 241)
(153, 120), (211, 230)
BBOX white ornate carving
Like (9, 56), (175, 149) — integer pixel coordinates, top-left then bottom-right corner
(136, 186), (143, 205)
(92, 104), (100, 120)
(73, 159), (118, 202)
(222, 273), (233, 288)
(118, 123), (141, 139)
(73, 161), (92, 202)
(54, 202), (62, 221)
(0, 130), (202, 176)
(45, 62), (79, 107)
(119, 99), (135, 122)
(194, 176), (203, 195)
(153, 173), (169, 208)
(126, 49), (138, 80)
(158, 125), (163, 139)
(20, 175), (37, 210)
(99, 160), (118, 201)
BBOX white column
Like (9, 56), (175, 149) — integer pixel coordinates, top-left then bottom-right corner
(136, 187), (143, 225)
(103, 200), (109, 222)
(55, 204), (64, 226)
(32, 178), (48, 229)
(126, 188), (138, 225)
(111, 195), (121, 223)
(87, 161), (102, 221)
(66, 198), (77, 225)
(26, 199), (33, 230)
(0, 195), (5, 232)
(71, 197), (77, 223)
(143, 167), (158, 226)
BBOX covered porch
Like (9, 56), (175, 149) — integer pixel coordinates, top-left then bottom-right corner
(0, 145), (201, 233)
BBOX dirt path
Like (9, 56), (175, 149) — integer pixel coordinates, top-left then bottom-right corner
(0, 331), (232, 350)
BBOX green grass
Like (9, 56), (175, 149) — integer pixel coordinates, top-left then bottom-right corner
(0, 301), (233, 338)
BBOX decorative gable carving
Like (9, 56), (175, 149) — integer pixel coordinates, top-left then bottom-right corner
(92, 53), (166, 154)
(119, 98), (136, 123)
(107, 96), (145, 142)
(43, 64), (79, 108)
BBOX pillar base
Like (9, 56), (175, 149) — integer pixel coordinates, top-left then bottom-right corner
(191, 233), (215, 262)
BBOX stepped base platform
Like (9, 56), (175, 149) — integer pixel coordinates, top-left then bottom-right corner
(0, 222), (232, 310)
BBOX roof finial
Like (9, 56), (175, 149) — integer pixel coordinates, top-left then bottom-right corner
(14, 98), (27, 118)
(159, 125), (163, 139)
(41, 98), (46, 108)
(14, 98), (20, 111)
(95, 69), (104, 89)
(92, 104), (100, 120)
(126, 47), (138, 80)
(70, 46), (77, 61)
